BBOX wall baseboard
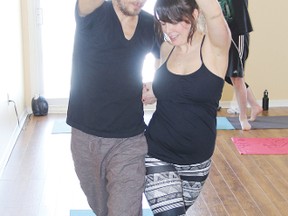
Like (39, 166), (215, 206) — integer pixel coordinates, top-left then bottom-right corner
(0, 111), (29, 177)
(46, 98), (69, 114)
(219, 100), (288, 109)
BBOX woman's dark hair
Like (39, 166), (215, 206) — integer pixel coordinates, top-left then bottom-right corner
(154, 0), (199, 44)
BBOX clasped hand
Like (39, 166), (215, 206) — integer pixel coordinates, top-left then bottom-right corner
(142, 82), (157, 105)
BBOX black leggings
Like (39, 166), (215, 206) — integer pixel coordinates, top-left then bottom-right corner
(144, 156), (211, 216)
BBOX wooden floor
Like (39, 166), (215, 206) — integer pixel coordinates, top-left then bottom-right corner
(0, 107), (288, 216)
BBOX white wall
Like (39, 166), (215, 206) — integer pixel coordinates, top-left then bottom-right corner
(0, 0), (27, 176)
(222, 0), (288, 105)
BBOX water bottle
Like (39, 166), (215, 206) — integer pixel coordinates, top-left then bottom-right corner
(262, 90), (269, 111)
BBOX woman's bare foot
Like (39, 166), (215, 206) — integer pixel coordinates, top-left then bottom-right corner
(239, 117), (251, 131)
(249, 105), (263, 121)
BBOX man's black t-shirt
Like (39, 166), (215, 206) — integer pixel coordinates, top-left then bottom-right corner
(67, 1), (160, 138)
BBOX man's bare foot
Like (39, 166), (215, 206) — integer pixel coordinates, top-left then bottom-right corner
(249, 105), (263, 121)
(239, 117), (251, 131)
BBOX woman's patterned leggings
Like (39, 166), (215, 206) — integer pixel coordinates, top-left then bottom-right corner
(144, 155), (211, 216)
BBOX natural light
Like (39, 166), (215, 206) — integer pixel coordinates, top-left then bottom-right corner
(41, 0), (157, 99)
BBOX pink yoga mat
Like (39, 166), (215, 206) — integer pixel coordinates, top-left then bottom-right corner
(231, 137), (288, 155)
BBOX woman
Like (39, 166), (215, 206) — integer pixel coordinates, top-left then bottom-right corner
(143, 0), (231, 215)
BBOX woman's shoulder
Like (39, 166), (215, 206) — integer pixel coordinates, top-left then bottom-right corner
(160, 42), (174, 60)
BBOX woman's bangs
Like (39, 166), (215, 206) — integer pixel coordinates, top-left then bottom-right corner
(156, 5), (182, 24)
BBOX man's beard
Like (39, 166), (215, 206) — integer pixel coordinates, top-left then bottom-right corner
(116, 0), (142, 16)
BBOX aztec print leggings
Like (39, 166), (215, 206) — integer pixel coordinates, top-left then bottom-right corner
(144, 155), (211, 216)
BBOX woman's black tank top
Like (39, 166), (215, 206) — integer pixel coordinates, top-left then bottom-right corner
(145, 37), (224, 164)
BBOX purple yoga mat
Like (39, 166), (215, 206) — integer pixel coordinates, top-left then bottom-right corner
(227, 116), (288, 130)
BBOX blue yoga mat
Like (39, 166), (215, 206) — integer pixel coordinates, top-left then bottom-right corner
(70, 209), (153, 216)
(216, 117), (235, 130)
(52, 120), (71, 134)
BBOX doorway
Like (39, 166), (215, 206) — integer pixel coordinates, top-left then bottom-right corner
(40, 0), (75, 98)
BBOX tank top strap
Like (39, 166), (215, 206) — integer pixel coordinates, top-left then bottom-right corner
(166, 46), (175, 62)
(200, 35), (206, 62)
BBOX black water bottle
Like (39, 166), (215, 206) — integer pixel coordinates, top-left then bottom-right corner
(262, 90), (269, 111)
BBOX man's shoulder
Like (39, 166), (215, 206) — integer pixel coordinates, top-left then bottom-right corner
(139, 9), (154, 22)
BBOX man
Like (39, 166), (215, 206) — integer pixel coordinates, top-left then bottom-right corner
(220, 0), (262, 130)
(66, 1), (160, 215)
